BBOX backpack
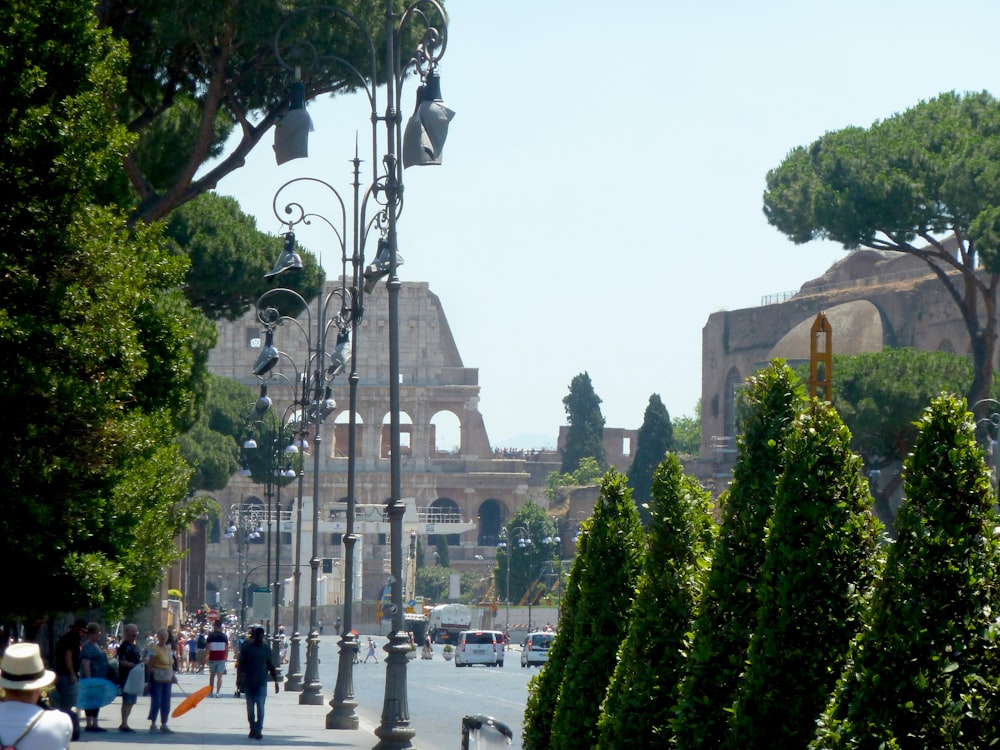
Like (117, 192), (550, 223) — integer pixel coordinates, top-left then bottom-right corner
(2, 709), (45, 750)
(196, 633), (206, 649)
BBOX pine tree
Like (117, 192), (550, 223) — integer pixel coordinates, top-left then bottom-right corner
(812, 395), (1000, 748)
(727, 400), (884, 749)
(597, 455), (716, 748)
(626, 393), (674, 522)
(560, 372), (607, 473)
(673, 362), (803, 749)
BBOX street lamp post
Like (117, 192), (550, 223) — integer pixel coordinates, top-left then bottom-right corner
(272, 1), (452, 745)
(224, 502), (266, 632)
(497, 526), (529, 632)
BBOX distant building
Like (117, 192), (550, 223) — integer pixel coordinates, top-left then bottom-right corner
(180, 280), (635, 618)
(697, 245), (980, 493)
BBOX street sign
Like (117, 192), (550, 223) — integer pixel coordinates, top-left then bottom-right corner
(207, 609), (220, 621)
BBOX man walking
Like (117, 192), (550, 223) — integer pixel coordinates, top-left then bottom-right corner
(236, 628), (279, 740)
(206, 620), (228, 696)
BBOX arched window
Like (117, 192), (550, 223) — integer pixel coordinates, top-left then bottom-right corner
(427, 498), (461, 547)
(477, 499), (505, 547)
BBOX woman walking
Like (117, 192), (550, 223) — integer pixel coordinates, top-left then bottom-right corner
(145, 628), (175, 733)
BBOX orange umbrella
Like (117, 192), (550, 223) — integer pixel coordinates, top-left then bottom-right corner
(172, 685), (213, 718)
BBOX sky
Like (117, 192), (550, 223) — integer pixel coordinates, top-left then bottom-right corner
(216, 0), (1000, 449)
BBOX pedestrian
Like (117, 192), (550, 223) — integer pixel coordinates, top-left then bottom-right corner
(115, 624), (142, 733)
(145, 628), (175, 733)
(79, 623), (110, 733)
(236, 627), (279, 740)
(363, 638), (378, 664)
(0, 642), (74, 750)
(51, 619), (86, 741)
(334, 617), (341, 636)
(195, 628), (207, 672)
(206, 619), (229, 696)
(186, 630), (197, 672)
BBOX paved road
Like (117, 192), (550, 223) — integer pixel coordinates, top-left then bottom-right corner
(69, 634), (530, 750)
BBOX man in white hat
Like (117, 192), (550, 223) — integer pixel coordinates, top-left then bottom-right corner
(0, 642), (73, 750)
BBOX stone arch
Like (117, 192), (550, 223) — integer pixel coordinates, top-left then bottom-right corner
(332, 410), (365, 458)
(427, 497), (461, 547)
(430, 409), (461, 456)
(724, 367), (742, 438)
(380, 410), (414, 458)
(477, 499), (506, 547)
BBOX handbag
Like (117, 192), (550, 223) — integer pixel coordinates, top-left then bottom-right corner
(152, 667), (173, 684)
(123, 664), (146, 695)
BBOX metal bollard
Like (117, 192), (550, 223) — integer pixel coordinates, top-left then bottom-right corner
(461, 714), (513, 749)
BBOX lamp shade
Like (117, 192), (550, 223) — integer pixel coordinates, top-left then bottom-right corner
(252, 329), (279, 376)
(274, 80), (311, 165)
(265, 232), (303, 279)
(328, 327), (351, 377)
(402, 72), (455, 168)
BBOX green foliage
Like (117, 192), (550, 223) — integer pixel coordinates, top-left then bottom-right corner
(801, 348), (994, 464)
(495, 503), (558, 603)
(597, 455), (717, 749)
(163, 192), (324, 321)
(98, 0), (444, 223)
(763, 90), (1000, 407)
(673, 361), (804, 749)
(177, 375), (255, 491)
(560, 372), (607, 474)
(672, 401), (701, 455)
(546, 472), (644, 750)
(626, 394), (675, 521)
(435, 536), (450, 570)
(727, 400), (884, 749)
(523, 526), (587, 750)
(0, 0), (212, 621)
(543, 456), (604, 502)
(813, 396), (1000, 748)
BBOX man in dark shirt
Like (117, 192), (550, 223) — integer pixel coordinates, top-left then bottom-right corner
(236, 628), (278, 740)
(115, 624), (143, 733)
(53, 618), (87, 741)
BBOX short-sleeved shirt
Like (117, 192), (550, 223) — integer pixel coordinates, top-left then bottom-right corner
(0, 703), (73, 750)
(53, 632), (80, 677)
(116, 641), (143, 687)
(207, 629), (228, 662)
(80, 641), (109, 679)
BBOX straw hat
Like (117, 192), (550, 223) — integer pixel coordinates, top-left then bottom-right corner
(0, 643), (56, 690)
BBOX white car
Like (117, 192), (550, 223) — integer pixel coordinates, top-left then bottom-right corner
(454, 630), (505, 667)
(520, 631), (554, 668)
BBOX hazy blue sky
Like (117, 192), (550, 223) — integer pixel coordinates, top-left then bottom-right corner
(217, 0), (1000, 448)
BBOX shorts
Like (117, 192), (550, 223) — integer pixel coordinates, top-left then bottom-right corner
(209, 661), (227, 675)
(121, 691), (137, 705)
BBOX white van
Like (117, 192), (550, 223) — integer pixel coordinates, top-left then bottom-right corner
(454, 630), (505, 667)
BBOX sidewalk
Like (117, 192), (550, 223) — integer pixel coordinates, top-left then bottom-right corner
(73, 670), (379, 750)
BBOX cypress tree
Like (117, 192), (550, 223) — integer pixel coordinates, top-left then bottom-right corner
(597, 454), (716, 748)
(626, 393), (674, 522)
(812, 395), (1000, 748)
(673, 361), (803, 749)
(532, 471), (644, 750)
(727, 399), (884, 749)
(560, 372), (607, 473)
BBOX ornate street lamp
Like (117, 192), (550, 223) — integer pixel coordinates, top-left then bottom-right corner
(272, 1), (452, 744)
(224, 502), (266, 632)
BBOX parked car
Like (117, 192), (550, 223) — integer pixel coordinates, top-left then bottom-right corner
(520, 631), (554, 668)
(454, 630), (505, 667)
